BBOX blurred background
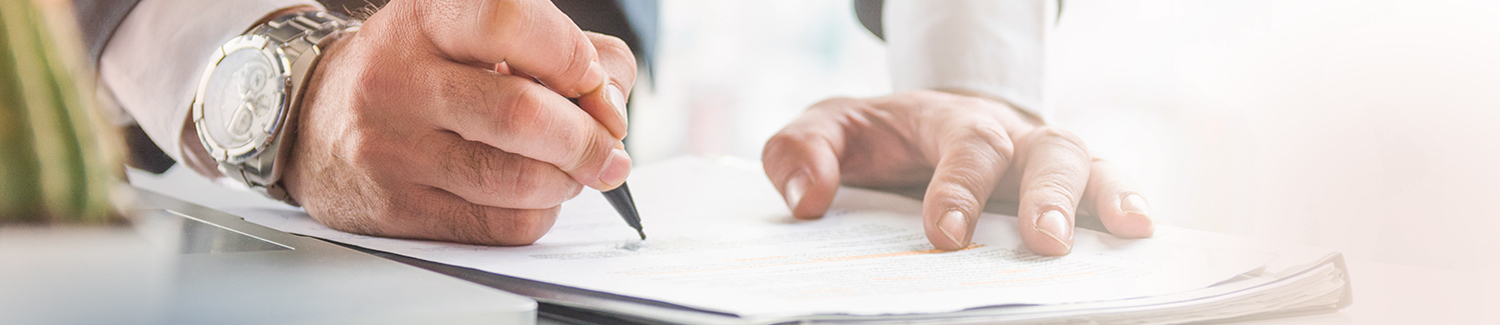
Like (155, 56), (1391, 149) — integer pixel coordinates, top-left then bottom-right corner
(132, 0), (1500, 322)
(629, 0), (1500, 270)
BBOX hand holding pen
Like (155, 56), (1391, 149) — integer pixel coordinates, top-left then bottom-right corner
(279, 0), (639, 246)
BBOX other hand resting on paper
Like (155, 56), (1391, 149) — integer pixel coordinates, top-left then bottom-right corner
(761, 90), (1154, 256)
(183, 1), (638, 245)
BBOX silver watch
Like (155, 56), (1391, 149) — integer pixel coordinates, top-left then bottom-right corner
(191, 11), (359, 206)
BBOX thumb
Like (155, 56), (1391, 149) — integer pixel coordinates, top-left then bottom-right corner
(762, 108), (846, 219)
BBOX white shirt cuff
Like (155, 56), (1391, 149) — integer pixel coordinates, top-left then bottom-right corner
(884, 0), (1053, 120)
(98, 0), (321, 163)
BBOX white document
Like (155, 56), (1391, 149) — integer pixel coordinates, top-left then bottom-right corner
(236, 157), (1279, 318)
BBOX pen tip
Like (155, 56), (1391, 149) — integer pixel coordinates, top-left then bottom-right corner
(637, 230), (647, 240)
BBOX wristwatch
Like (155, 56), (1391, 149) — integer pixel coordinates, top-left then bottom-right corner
(191, 11), (359, 206)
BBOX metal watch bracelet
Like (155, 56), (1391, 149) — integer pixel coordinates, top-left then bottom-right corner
(222, 11), (359, 207)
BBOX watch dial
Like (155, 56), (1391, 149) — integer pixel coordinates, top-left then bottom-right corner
(203, 48), (285, 150)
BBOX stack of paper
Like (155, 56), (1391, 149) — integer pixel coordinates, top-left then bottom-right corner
(237, 156), (1350, 324)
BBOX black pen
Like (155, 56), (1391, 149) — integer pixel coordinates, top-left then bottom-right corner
(602, 182), (644, 240)
(562, 94), (640, 239)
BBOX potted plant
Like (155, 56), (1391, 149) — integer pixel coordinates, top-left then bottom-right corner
(0, 0), (170, 323)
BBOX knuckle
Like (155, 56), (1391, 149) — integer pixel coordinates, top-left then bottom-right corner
(811, 96), (859, 110)
(765, 130), (815, 151)
(934, 159), (1001, 204)
(348, 69), (385, 100)
(505, 163), (573, 208)
(931, 181), (983, 212)
(502, 166), (541, 199)
(1026, 172), (1083, 204)
(347, 69), (408, 113)
(554, 39), (593, 87)
(592, 34), (633, 62)
(565, 181), (584, 198)
(566, 133), (611, 173)
(593, 35), (637, 79)
(592, 33), (630, 53)
(533, 116), (608, 174)
(494, 82), (548, 137)
(493, 208), (558, 245)
(347, 52), (389, 91)
(763, 129), (834, 164)
(941, 164), (992, 194)
(441, 144), (573, 209)
(480, 0), (530, 51)
(464, 144), (508, 195)
(957, 122), (1015, 166)
(435, 69), (477, 116)
(444, 202), (501, 244)
(417, 196), (518, 246)
(1032, 126), (1090, 155)
(761, 132), (798, 158)
(347, 128), (394, 172)
(435, 140), (478, 188)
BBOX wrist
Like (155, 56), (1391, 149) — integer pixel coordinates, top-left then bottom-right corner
(280, 28), (352, 195)
(188, 9), (358, 206)
(178, 4), (320, 180)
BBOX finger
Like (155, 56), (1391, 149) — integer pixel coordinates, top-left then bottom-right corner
(761, 98), (853, 219)
(1015, 126), (1092, 256)
(574, 32), (638, 140)
(920, 119), (1015, 251)
(493, 62), (539, 82)
(429, 60), (629, 191)
(392, 187), (561, 246)
(1080, 158), (1154, 238)
(420, 0), (608, 97)
(414, 131), (584, 210)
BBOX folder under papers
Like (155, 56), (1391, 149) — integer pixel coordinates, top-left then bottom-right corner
(237, 156), (1351, 324)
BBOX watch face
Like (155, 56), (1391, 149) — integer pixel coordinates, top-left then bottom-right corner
(202, 47), (286, 152)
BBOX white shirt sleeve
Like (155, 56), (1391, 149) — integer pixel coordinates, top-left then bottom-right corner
(97, 0), (321, 162)
(883, 0), (1054, 119)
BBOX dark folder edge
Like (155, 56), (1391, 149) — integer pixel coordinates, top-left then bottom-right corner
(320, 238), (1351, 325)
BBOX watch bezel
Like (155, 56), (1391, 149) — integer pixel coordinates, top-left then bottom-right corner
(192, 34), (294, 164)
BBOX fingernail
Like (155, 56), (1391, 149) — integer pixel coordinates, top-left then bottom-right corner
(597, 148), (632, 188)
(783, 174), (808, 211)
(582, 60), (607, 97)
(1121, 194), (1151, 219)
(1121, 193), (1156, 234)
(938, 210), (969, 248)
(606, 83), (629, 130)
(1035, 210), (1073, 251)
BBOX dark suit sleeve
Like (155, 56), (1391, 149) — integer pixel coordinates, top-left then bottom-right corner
(854, 0), (883, 40)
(853, 0), (1063, 41)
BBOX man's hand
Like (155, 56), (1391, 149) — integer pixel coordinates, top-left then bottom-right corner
(762, 90), (1153, 256)
(279, 0), (638, 245)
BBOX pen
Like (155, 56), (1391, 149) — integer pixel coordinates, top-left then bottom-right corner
(562, 94), (640, 239)
(602, 182), (644, 240)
